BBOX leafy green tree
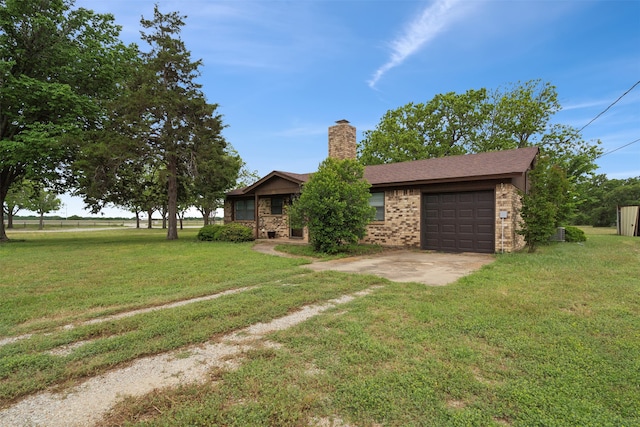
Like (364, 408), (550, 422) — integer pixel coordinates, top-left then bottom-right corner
(24, 186), (61, 230)
(236, 163), (261, 189)
(478, 80), (561, 150)
(608, 178), (640, 207)
(574, 175), (640, 226)
(518, 157), (570, 252)
(358, 89), (486, 165)
(189, 136), (241, 226)
(358, 81), (598, 178)
(139, 169), (167, 229)
(3, 179), (35, 228)
(358, 80), (601, 244)
(289, 158), (375, 254)
(0, 0), (135, 241)
(573, 174), (611, 226)
(192, 156), (257, 225)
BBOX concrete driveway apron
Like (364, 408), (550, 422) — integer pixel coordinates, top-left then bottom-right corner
(303, 250), (494, 286)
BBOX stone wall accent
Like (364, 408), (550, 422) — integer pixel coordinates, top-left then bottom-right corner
(495, 183), (525, 252)
(257, 197), (290, 239)
(223, 200), (233, 223)
(226, 197), (309, 241)
(361, 189), (421, 247)
(328, 119), (357, 160)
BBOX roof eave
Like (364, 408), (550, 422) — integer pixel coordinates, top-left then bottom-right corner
(225, 170), (307, 197)
(369, 172), (525, 189)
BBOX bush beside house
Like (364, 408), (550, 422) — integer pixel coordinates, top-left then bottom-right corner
(197, 223), (254, 242)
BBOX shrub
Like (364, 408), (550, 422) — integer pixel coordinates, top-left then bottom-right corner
(197, 224), (224, 241)
(288, 158), (375, 254)
(197, 224), (254, 242)
(564, 226), (586, 242)
(218, 223), (254, 242)
(518, 158), (570, 253)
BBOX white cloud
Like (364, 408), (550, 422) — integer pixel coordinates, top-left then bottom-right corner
(368, 0), (469, 88)
(178, 1), (347, 72)
(562, 99), (611, 111)
(273, 125), (326, 138)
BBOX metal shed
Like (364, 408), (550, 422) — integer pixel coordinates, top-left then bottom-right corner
(617, 206), (640, 237)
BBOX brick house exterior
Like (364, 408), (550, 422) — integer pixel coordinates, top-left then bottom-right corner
(225, 120), (537, 253)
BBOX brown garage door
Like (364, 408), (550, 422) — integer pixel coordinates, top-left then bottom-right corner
(422, 190), (495, 253)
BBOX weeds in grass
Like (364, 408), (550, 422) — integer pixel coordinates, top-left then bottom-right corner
(0, 229), (382, 403)
(2, 229), (639, 426)
(274, 242), (384, 259)
(0, 229), (307, 336)
(100, 232), (638, 426)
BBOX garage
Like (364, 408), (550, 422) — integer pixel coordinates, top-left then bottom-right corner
(421, 190), (495, 253)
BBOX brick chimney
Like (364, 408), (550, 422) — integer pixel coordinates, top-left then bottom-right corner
(328, 119), (357, 160)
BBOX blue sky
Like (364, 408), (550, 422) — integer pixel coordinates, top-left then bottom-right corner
(61, 0), (639, 217)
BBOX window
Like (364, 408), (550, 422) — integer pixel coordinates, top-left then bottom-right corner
(235, 199), (254, 220)
(370, 192), (385, 221)
(271, 197), (283, 215)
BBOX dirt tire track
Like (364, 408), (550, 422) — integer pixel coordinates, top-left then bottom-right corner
(0, 289), (376, 427)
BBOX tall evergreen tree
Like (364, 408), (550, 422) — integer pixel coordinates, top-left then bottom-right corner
(74, 6), (238, 237)
(138, 6), (229, 239)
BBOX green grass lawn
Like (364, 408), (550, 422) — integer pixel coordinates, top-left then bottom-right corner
(1, 228), (639, 426)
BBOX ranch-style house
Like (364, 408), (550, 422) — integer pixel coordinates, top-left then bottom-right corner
(224, 120), (538, 253)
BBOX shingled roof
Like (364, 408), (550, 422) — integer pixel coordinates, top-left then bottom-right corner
(364, 146), (538, 186)
(227, 147), (538, 196)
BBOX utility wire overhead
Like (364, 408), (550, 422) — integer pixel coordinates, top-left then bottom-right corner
(577, 79), (640, 134)
(568, 80), (640, 160)
(599, 137), (640, 158)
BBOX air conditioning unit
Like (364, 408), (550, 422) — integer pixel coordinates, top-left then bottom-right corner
(550, 227), (565, 242)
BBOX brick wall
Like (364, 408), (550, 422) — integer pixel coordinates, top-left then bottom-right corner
(494, 183), (525, 252)
(361, 185), (525, 252)
(227, 183), (526, 252)
(361, 189), (421, 247)
(328, 120), (357, 160)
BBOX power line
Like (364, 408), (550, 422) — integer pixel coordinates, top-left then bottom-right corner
(577, 79), (640, 134)
(598, 137), (640, 158)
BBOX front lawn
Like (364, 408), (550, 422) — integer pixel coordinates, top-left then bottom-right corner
(1, 228), (638, 426)
(103, 230), (639, 426)
(0, 229), (380, 402)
